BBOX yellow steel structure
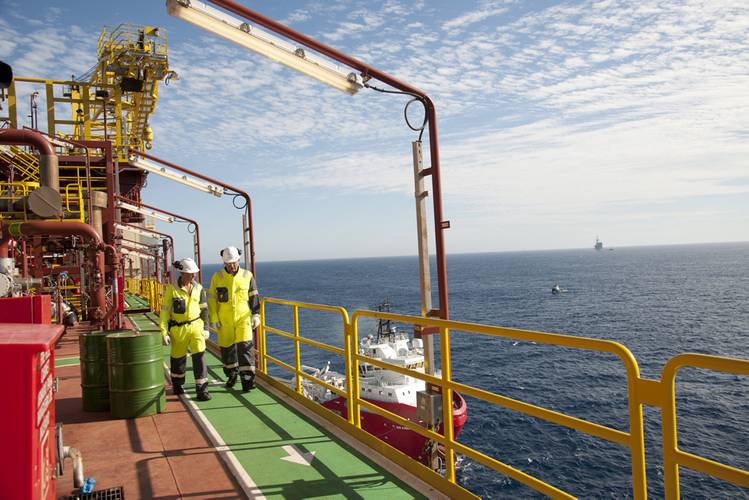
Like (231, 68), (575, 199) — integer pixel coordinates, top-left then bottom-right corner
(123, 285), (749, 499)
(0, 24), (172, 166)
(76, 24), (172, 156)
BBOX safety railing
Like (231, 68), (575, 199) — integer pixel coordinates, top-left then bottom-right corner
(62, 183), (85, 222)
(661, 354), (749, 498)
(125, 277), (165, 313)
(259, 297), (355, 421)
(0, 181), (38, 220)
(257, 297), (749, 499)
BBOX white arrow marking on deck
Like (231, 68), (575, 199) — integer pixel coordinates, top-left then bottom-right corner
(280, 445), (316, 466)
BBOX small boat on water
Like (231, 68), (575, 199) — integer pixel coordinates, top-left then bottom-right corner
(552, 284), (562, 294)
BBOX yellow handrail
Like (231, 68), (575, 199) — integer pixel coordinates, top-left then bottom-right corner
(661, 353), (749, 498)
(257, 297), (749, 499)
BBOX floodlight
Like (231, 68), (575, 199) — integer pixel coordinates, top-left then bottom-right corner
(166, 0), (363, 95)
(114, 222), (164, 239)
(116, 200), (175, 223)
(120, 239), (152, 251)
(131, 157), (224, 197)
(121, 248), (156, 261)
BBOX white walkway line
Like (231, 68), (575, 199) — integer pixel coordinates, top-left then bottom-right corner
(163, 364), (266, 499)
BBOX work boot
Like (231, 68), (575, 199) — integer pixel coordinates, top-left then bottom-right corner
(196, 382), (211, 401)
(173, 384), (185, 396)
(224, 371), (238, 389)
(241, 373), (256, 393)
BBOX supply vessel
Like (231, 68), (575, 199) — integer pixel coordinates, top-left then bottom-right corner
(0, 1), (747, 499)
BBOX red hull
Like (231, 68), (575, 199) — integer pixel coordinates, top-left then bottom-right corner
(323, 391), (467, 462)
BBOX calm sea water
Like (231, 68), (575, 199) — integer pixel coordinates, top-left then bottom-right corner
(202, 242), (749, 498)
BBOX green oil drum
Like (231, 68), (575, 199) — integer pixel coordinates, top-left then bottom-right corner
(80, 331), (110, 411)
(107, 330), (166, 419)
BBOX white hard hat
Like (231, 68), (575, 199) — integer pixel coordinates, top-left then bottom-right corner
(220, 246), (241, 264)
(173, 258), (199, 274)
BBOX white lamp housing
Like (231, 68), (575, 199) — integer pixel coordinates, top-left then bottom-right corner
(121, 249), (156, 261)
(166, 0), (363, 95)
(116, 201), (175, 223)
(114, 222), (165, 240)
(120, 239), (153, 251)
(131, 157), (224, 197)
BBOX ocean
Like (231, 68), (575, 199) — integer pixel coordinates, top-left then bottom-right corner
(201, 242), (749, 498)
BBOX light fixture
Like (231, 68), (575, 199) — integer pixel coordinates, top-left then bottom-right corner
(120, 239), (153, 251)
(166, 0), (363, 95)
(114, 222), (165, 239)
(121, 248), (156, 261)
(130, 157), (224, 197)
(116, 200), (175, 223)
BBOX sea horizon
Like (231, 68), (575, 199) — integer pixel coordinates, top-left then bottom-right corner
(199, 239), (749, 266)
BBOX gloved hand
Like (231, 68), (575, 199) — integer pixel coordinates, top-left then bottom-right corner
(203, 330), (210, 339)
(210, 321), (221, 332)
(162, 335), (171, 346)
(251, 314), (261, 330)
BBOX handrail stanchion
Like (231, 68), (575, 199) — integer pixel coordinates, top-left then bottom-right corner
(439, 325), (456, 482)
(293, 305), (302, 395)
(343, 321), (356, 426)
(351, 320), (362, 428)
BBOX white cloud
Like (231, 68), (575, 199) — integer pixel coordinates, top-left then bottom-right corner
(2, 0), (748, 254)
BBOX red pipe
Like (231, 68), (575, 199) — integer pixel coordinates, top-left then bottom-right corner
(1, 221), (108, 324)
(102, 244), (122, 329)
(0, 128), (60, 193)
(0, 233), (10, 258)
(0, 128), (55, 155)
(206, 0), (449, 317)
(115, 222), (175, 281)
(129, 149), (257, 278)
(115, 194), (202, 282)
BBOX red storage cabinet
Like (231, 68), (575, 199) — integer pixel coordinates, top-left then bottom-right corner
(0, 295), (52, 323)
(0, 323), (64, 500)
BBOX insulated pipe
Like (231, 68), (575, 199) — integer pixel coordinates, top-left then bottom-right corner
(206, 0), (449, 317)
(62, 446), (85, 489)
(1, 221), (108, 323)
(129, 149), (257, 278)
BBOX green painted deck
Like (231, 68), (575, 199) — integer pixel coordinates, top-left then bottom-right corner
(127, 309), (425, 499)
(55, 356), (80, 367)
(124, 293), (150, 310)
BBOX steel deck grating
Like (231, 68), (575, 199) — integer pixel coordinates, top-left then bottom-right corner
(66, 486), (124, 500)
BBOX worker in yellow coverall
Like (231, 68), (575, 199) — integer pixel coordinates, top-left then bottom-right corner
(160, 258), (211, 401)
(208, 246), (260, 392)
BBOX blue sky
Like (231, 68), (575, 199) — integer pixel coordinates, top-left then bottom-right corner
(1, 0), (748, 263)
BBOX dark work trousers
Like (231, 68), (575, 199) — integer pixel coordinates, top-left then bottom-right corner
(170, 351), (207, 388)
(221, 341), (254, 382)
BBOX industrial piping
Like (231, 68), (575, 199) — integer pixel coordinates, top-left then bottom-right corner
(115, 195), (202, 282)
(0, 221), (108, 324)
(0, 128), (59, 190)
(206, 0), (450, 319)
(0, 128), (62, 217)
(129, 149), (257, 277)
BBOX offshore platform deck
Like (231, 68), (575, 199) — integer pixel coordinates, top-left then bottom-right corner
(51, 304), (441, 499)
(1, 1), (748, 499)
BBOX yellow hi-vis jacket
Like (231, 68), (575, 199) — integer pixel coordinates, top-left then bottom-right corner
(208, 268), (259, 348)
(160, 281), (208, 358)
